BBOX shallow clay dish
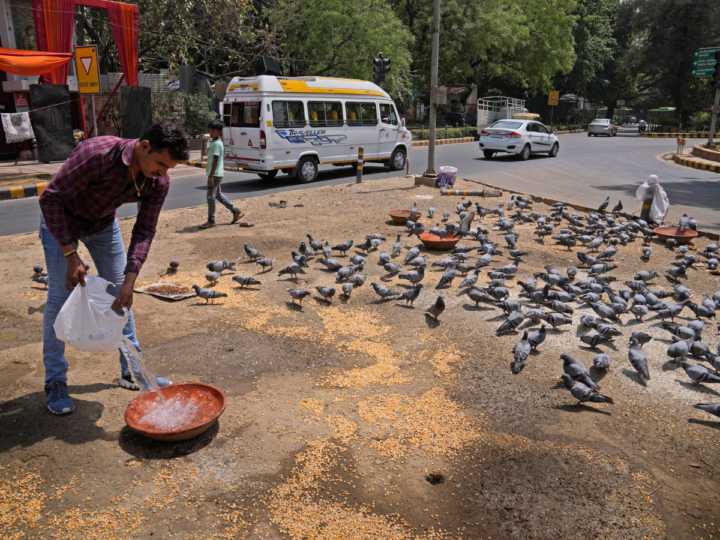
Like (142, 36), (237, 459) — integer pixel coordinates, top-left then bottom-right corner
(653, 226), (698, 245)
(389, 210), (422, 224)
(125, 383), (226, 442)
(419, 231), (462, 250)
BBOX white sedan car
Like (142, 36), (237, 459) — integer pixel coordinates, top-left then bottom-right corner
(478, 119), (559, 160)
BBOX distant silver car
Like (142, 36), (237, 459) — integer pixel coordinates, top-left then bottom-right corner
(588, 118), (617, 137)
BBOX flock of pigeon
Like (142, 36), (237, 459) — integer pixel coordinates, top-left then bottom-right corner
(31, 194), (720, 420)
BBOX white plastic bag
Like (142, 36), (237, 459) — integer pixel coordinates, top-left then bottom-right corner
(54, 276), (128, 352)
(635, 174), (669, 224)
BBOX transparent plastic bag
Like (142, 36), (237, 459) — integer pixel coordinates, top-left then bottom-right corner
(635, 174), (669, 224)
(54, 276), (128, 352)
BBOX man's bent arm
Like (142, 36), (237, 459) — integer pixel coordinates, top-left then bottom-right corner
(125, 183), (169, 275)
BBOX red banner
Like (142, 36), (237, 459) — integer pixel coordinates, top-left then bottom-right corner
(107, 1), (139, 86)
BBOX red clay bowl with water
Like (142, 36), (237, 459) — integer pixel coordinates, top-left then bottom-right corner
(389, 210), (422, 224)
(653, 226), (698, 245)
(419, 231), (462, 250)
(125, 383), (226, 442)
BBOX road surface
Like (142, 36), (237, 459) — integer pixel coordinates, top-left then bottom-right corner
(1, 128), (718, 236)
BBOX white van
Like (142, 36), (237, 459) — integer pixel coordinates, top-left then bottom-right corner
(221, 75), (412, 183)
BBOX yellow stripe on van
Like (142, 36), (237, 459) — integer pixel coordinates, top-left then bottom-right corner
(228, 83), (259, 92)
(278, 80), (386, 97)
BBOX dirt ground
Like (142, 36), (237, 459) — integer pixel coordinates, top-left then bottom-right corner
(1, 176), (720, 539)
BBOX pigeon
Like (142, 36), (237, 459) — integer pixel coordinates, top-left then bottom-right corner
(205, 271), (221, 284)
(611, 200), (623, 213)
(678, 213), (689, 232)
(391, 235), (403, 258)
(299, 241), (315, 258)
(641, 246), (652, 259)
(680, 361), (720, 386)
(634, 270), (658, 282)
(407, 256), (428, 267)
(349, 255), (367, 266)
(426, 296), (446, 321)
(442, 210), (451, 221)
(561, 375), (614, 406)
(589, 302), (617, 321)
(169, 259), (180, 269)
(255, 257), (277, 272)
(307, 234), (323, 253)
(332, 240), (353, 256)
(694, 403), (720, 419)
(341, 282), (354, 297)
(398, 264), (426, 285)
(593, 353), (612, 371)
(581, 332), (614, 349)
(437, 268), (457, 289)
(287, 288), (311, 304)
(596, 323), (622, 337)
(630, 331), (652, 347)
(404, 245), (422, 264)
(207, 260), (236, 272)
(547, 312), (572, 331)
(318, 258), (343, 271)
(400, 283), (423, 306)
(378, 251), (391, 266)
(629, 305), (649, 322)
(628, 336), (650, 381)
(666, 264), (687, 283)
(192, 285), (227, 304)
(497, 309), (525, 334)
(383, 263), (402, 275)
(428, 205), (435, 218)
(278, 263), (306, 279)
(528, 324), (546, 351)
(315, 286), (336, 303)
(371, 282), (398, 300)
(32, 275), (49, 288)
(561, 353), (599, 390)
(459, 269), (480, 289)
(688, 302), (716, 320)
(597, 196), (610, 213)
(348, 274), (366, 286)
(667, 338), (693, 363)
(323, 242), (333, 259)
(466, 288), (494, 307)
(512, 331), (531, 374)
(336, 265), (361, 282)
(243, 244), (263, 260)
(232, 275), (261, 288)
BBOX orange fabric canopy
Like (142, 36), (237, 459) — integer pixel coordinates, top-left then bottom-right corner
(0, 47), (72, 77)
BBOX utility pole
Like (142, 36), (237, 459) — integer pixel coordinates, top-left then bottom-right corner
(424, 0), (441, 177)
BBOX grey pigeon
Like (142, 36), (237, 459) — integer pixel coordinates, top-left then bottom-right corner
(278, 263), (306, 279)
(349, 274), (366, 286)
(597, 197), (610, 213)
(590, 302), (617, 321)
(391, 235), (403, 258)
(547, 312), (572, 331)
(437, 267), (457, 289)
(243, 244), (263, 260)
(169, 259), (180, 269)
(678, 213), (689, 232)
(561, 374), (614, 406)
(383, 263), (402, 276)
(350, 255), (366, 266)
(287, 288), (311, 304)
(681, 361), (720, 386)
(205, 271), (221, 284)
(341, 282), (354, 297)
(332, 240), (353, 255)
(629, 305), (648, 322)
(255, 257), (276, 272)
(634, 270), (658, 282)
(561, 353), (599, 390)
(404, 245), (422, 264)
(315, 286), (336, 303)
(400, 283), (423, 306)
(459, 270), (480, 289)
(426, 296), (445, 321)
(299, 241), (314, 258)
(378, 251), (391, 266)
(371, 282), (398, 300)
(694, 403), (720, 418)
(319, 258), (343, 271)
(398, 264), (426, 284)
(512, 331), (531, 374)
(628, 336), (650, 381)
(466, 288), (494, 307)
(497, 308), (525, 334)
(428, 205), (435, 218)
(407, 256), (428, 267)
(232, 275), (261, 288)
(192, 285), (227, 304)
(581, 332), (614, 349)
(641, 246), (652, 259)
(630, 331), (652, 347)
(32, 275), (49, 288)
(442, 210), (451, 221)
(323, 241), (332, 259)
(307, 234), (322, 253)
(336, 265), (361, 282)
(207, 260), (236, 272)
(593, 353), (612, 371)
(528, 324), (546, 351)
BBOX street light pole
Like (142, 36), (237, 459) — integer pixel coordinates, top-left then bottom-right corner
(424, 0), (441, 177)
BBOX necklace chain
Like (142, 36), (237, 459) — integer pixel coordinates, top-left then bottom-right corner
(130, 168), (145, 198)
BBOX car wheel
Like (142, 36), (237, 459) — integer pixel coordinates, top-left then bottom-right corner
(483, 150), (495, 159)
(258, 170), (279, 180)
(612, 131), (617, 137)
(549, 143), (559, 157)
(296, 157), (319, 184)
(587, 133), (591, 137)
(389, 147), (407, 171)
(518, 144), (531, 161)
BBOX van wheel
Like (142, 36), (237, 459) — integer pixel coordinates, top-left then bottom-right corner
(258, 170), (279, 180)
(296, 157), (319, 183)
(518, 144), (531, 161)
(389, 148), (406, 171)
(483, 150), (495, 159)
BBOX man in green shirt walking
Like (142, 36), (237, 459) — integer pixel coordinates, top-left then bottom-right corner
(199, 119), (243, 229)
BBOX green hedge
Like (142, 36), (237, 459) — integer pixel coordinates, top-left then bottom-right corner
(410, 127), (477, 140)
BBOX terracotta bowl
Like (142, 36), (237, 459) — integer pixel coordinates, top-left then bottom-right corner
(653, 226), (698, 245)
(419, 231), (462, 250)
(389, 210), (422, 224)
(125, 383), (226, 442)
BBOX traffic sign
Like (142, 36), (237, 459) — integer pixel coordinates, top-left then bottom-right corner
(548, 91), (559, 106)
(694, 59), (717, 67)
(74, 45), (100, 94)
(693, 67), (715, 77)
(695, 47), (720, 59)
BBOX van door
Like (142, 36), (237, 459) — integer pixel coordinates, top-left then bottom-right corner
(307, 100), (346, 165)
(378, 102), (400, 163)
(227, 100), (262, 170)
(345, 101), (379, 161)
(269, 100), (308, 170)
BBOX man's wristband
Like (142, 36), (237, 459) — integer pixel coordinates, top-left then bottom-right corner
(63, 250), (77, 258)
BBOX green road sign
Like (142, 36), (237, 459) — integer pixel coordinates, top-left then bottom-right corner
(693, 67), (715, 77)
(694, 59), (717, 67)
(695, 47), (720, 59)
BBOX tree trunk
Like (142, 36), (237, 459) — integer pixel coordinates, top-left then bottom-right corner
(606, 100), (617, 119)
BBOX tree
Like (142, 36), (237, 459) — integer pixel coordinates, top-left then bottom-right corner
(270, 0), (414, 101)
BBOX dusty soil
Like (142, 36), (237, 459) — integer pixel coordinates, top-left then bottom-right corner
(1, 176), (719, 539)
(0, 174), (52, 187)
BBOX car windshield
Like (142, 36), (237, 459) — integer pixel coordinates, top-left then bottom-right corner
(491, 121), (523, 129)
(591, 119), (610, 124)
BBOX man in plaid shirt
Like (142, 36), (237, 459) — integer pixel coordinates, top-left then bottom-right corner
(38, 121), (189, 415)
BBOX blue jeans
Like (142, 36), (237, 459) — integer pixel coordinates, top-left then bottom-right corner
(40, 218), (140, 385)
(207, 176), (238, 223)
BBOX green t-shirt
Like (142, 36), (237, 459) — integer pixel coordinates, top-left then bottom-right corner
(206, 138), (224, 177)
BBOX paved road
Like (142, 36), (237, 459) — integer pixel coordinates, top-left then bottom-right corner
(1, 128), (718, 237)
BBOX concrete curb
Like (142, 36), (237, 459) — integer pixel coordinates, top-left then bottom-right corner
(641, 132), (709, 139)
(672, 153), (720, 173)
(0, 181), (48, 201)
(412, 137), (476, 147)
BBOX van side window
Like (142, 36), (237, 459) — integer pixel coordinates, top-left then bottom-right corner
(379, 103), (397, 126)
(231, 102), (260, 128)
(308, 102), (343, 127)
(346, 102), (378, 126)
(223, 103), (232, 128)
(273, 101), (306, 128)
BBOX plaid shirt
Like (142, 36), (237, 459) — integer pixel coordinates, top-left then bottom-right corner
(39, 137), (169, 275)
